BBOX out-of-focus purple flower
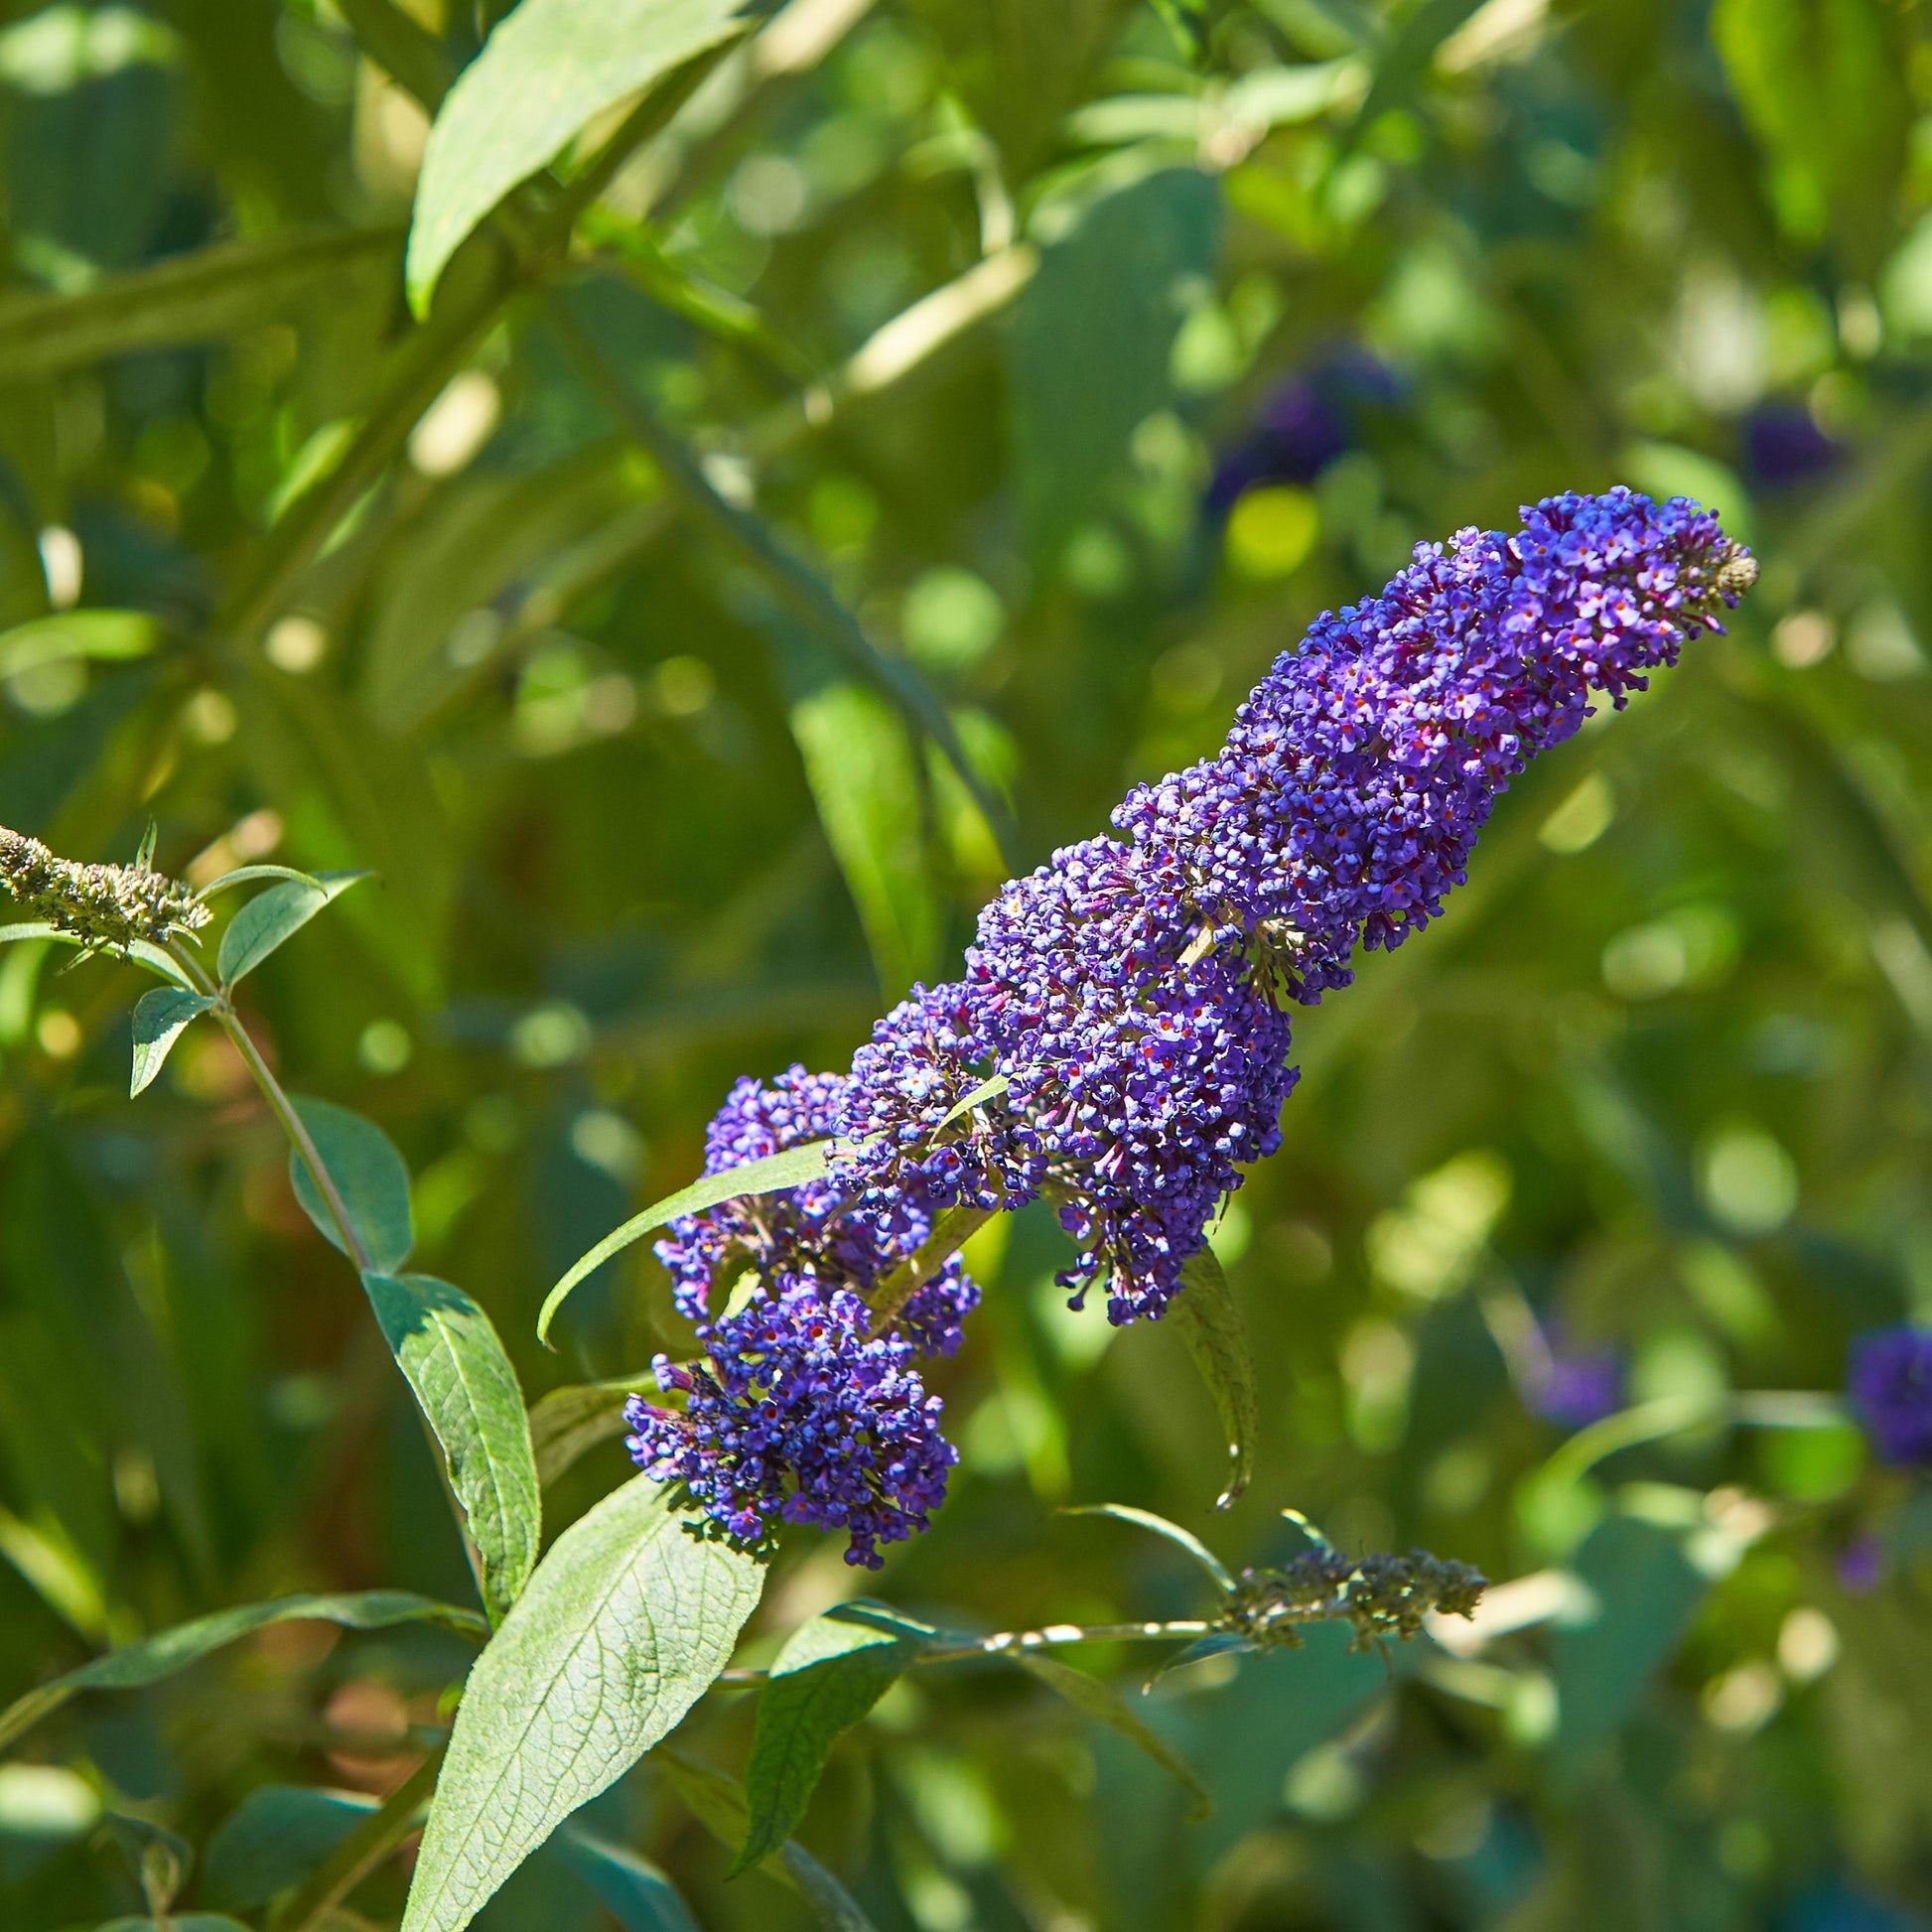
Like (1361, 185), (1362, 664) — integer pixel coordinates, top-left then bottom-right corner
(1205, 350), (1400, 515)
(1533, 1331), (1625, 1430)
(636, 489), (1756, 1562)
(1836, 1532), (1884, 1595)
(1743, 402), (1842, 489)
(1848, 1324), (1932, 1467)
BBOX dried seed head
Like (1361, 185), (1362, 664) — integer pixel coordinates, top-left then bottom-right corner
(0, 826), (209, 955)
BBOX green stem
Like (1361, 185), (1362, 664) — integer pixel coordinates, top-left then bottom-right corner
(866, 1202), (996, 1336)
(271, 1745), (444, 1932)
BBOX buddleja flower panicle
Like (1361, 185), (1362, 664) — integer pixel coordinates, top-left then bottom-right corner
(1220, 1548), (1488, 1652)
(635, 489), (1756, 1563)
(0, 826), (209, 955)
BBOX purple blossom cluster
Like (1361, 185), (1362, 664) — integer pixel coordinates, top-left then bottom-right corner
(633, 489), (1755, 1564)
(1848, 1324), (1932, 1468)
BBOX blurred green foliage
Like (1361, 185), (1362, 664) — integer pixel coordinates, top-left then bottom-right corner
(2, 0), (1932, 1926)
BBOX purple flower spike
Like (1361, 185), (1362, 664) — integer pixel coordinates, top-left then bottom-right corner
(635, 489), (1754, 1562)
(1848, 1324), (1932, 1468)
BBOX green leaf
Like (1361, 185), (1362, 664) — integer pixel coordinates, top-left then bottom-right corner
(0, 609), (158, 679)
(289, 1096), (416, 1275)
(399, 1476), (764, 1932)
(216, 870), (368, 987)
(546, 1823), (700, 1932)
(128, 987), (216, 1097)
(0, 1590), (483, 1754)
(337, 0), (454, 110)
(538, 1139), (837, 1344)
(1168, 1244), (1258, 1508)
(0, 920), (194, 988)
(104, 1809), (192, 1914)
(202, 1785), (380, 1912)
(735, 1609), (924, 1875)
(656, 1750), (881, 1932)
(936, 1072), (1010, 1132)
(96, 1919), (253, 1932)
(788, 680), (940, 1002)
(194, 863), (327, 898)
(1016, 1651), (1211, 1820)
(529, 1375), (649, 1486)
(1063, 1503), (1235, 1593)
(0, 227), (400, 379)
(362, 1271), (542, 1622)
(405, 0), (752, 314)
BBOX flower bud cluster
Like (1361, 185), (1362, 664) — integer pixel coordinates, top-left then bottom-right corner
(0, 826), (208, 954)
(1220, 1548), (1488, 1652)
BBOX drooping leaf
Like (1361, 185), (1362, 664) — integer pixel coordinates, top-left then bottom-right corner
(0, 920), (194, 987)
(1168, 1244), (1258, 1507)
(128, 987), (216, 1097)
(546, 1823), (701, 1932)
(289, 1096), (415, 1275)
(735, 1608), (926, 1875)
(1063, 1503), (1235, 1592)
(202, 1785), (380, 1912)
(529, 1376), (650, 1486)
(194, 863), (327, 898)
(362, 1272), (541, 1621)
(216, 870), (368, 987)
(0, 1590), (484, 1753)
(399, 1476), (764, 1932)
(1016, 1651), (1211, 1820)
(405, 0), (752, 313)
(537, 1140), (837, 1344)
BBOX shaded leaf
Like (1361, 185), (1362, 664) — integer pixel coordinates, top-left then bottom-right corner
(216, 870), (368, 987)
(406, 0), (751, 313)
(399, 1476), (763, 1932)
(289, 1097), (415, 1275)
(362, 1272), (542, 1621)
(529, 1376), (649, 1486)
(103, 1810), (192, 1913)
(0, 1590), (484, 1753)
(1063, 1503), (1235, 1592)
(735, 1610), (923, 1875)
(195, 863), (327, 898)
(1168, 1244), (1258, 1507)
(202, 1785), (379, 1912)
(547, 1823), (700, 1932)
(129, 987), (215, 1097)
(1017, 1651), (1211, 1820)
(538, 1140), (837, 1344)
(96, 1919), (253, 1932)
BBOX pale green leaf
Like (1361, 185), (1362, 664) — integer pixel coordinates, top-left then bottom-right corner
(1016, 1652), (1211, 1819)
(399, 1477), (764, 1932)
(529, 1376), (649, 1486)
(405, 0), (752, 314)
(0, 921), (194, 988)
(128, 987), (216, 1097)
(0, 1590), (484, 1754)
(1169, 1243), (1258, 1507)
(363, 1272), (542, 1621)
(289, 1097), (416, 1275)
(216, 870), (369, 987)
(538, 1139), (837, 1344)
(1063, 1503), (1235, 1593)
(0, 609), (158, 678)
(195, 863), (327, 899)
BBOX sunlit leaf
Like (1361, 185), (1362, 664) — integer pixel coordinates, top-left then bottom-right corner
(0, 609), (157, 678)
(399, 1477), (763, 1932)
(289, 1097), (415, 1275)
(216, 870), (368, 987)
(529, 1375), (648, 1486)
(128, 986), (216, 1096)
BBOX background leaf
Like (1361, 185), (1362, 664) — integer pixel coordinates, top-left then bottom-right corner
(1016, 1651), (1211, 1820)
(201, 1785), (379, 1912)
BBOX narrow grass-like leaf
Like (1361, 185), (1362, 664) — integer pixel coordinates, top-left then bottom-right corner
(202, 1786), (379, 1911)
(936, 1072), (1010, 1132)
(290, 1097), (415, 1274)
(1169, 1244), (1258, 1507)
(735, 1610), (923, 1875)
(530, 1376), (650, 1486)
(399, 1476), (763, 1932)
(537, 1140), (836, 1344)
(129, 988), (216, 1097)
(0, 1591), (483, 1754)
(1063, 1504), (1236, 1593)
(0, 610), (158, 678)
(547, 1824), (700, 1932)
(656, 1750), (880, 1932)
(217, 871), (368, 987)
(1016, 1652), (1212, 1820)
(0, 921), (196, 988)
(363, 1272), (542, 1621)
(406, 0), (751, 313)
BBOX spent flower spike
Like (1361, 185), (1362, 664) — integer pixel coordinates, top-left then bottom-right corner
(0, 825), (209, 955)
(637, 489), (1756, 1562)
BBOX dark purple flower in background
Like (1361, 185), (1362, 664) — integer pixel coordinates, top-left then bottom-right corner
(1848, 1324), (1932, 1467)
(1533, 1328), (1626, 1430)
(1205, 349), (1401, 515)
(1836, 1533), (1884, 1595)
(636, 489), (1756, 1562)
(1742, 402), (1843, 489)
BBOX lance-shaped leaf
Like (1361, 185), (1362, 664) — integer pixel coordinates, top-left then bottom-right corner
(547, 1823), (701, 1932)
(735, 1607), (929, 1875)
(406, 0), (752, 313)
(1015, 1652), (1211, 1820)
(289, 1097), (415, 1275)
(129, 988), (216, 1096)
(0, 920), (195, 988)
(1063, 1503), (1235, 1593)
(538, 1139), (836, 1343)
(217, 870), (368, 987)
(362, 1272), (542, 1621)
(0, 1590), (484, 1753)
(529, 1375), (651, 1486)
(399, 1476), (763, 1932)
(202, 1786), (380, 1912)
(195, 863), (328, 899)
(1169, 1244), (1258, 1507)
(97, 1919), (252, 1931)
